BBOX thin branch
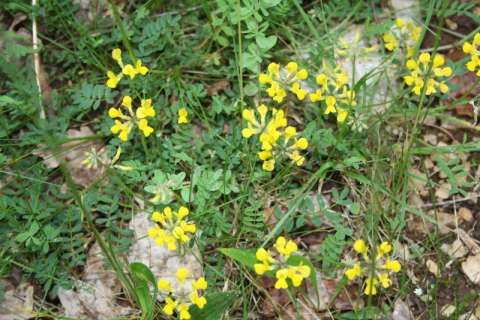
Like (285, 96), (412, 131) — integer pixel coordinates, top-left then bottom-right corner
(32, 0), (45, 119)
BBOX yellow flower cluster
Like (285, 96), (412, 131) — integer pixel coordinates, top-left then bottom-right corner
(254, 236), (311, 290)
(463, 33), (480, 77)
(309, 65), (356, 123)
(259, 62), (309, 103)
(241, 105), (308, 171)
(403, 52), (452, 96)
(157, 267), (208, 320)
(147, 206), (196, 251)
(106, 48), (149, 89)
(345, 240), (401, 295)
(383, 18), (422, 57)
(108, 96), (155, 141)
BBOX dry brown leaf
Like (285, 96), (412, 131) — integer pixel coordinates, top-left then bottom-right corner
(461, 254), (480, 285)
(391, 299), (413, 320)
(435, 183), (451, 200)
(0, 281), (34, 320)
(426, 259), (440, 277)
(58, 243), (131, 320)
(458, 207), (474, 222)
(33, 126), (107, 187)
(441, 305), (457, 317)
(305, 273), (361, 312)
(457, 229), (480, 255)
(206, 80), (230, 96)
(440, 239), (468, 260)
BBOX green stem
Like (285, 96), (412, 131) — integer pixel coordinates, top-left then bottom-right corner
(108, 0), (136, 62)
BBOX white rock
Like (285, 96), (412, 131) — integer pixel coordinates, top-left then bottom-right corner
(127, 212), (203, 297)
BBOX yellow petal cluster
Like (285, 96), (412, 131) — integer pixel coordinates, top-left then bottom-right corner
(157, 268), (208, 319)
(383, 18), (422, 57)
(345, 239), (401, 295)
(105, 48), (149, 89)
(259, 61), (309, 103)
(310, 65), (356, 123)
(148, 206), (196, 251)
(404, 53), (452, 96)
(463, 33), (480, 77)
(336, 30), (378, 58)
(108, 96), (155, 141)
(254, 236), (311, 290)
(242, 105), (308, 171)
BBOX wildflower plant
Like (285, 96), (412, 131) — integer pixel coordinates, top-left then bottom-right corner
(259, 62), (309, 103)
(403, 52), (452, 96)
(463, 32), (480, 76)
(309, 62), (356, 123)
(147, 206), (197, 252)
(254, 237), (311, 290)
(106, 48), (149, 89)
(241, 105), (308, 171)
(157, 267), (208, 319)
(383, 18), (422, 57)
(108, 96), (156, 141)
(104, 48), (157, 142)
(345, 240), (401, 295)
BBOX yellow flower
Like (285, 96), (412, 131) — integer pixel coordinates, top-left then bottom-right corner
(294, 137), (308, 150)
(262, 159), (275, 171)
(295, 68), (308, 80)
(395, 18), (404, 28)
(274, 268), (289, 289)
(190, 291), (207, 309)
(291, 82), (308, 100)
(325, 96), (337, 114)
(163, 297), (177, 315)
(178, 108), (189, 124)
(136, 99), (155, 119)
(275, 236), (298, 258)
(176, 267), (189, 283)
(337, 107), (348, 123)
(112, 48), (123, 64)
(353, 239), (367, 254)
(378, 272), (391, 288)
(267, 62), (280, 77)
(177, 303), (191, 320)
(138, 119), (153, 137)
(309, 89), (324, 102)
(157, 278), (172, 291)
(463, 33), (480, 76)
(404, 53), (452, 96)
(345, 263), (362, 280)
(122, 64), (137, 79)
(286, 62), (298, 74)
(287, 265), (311, 287)
(383, 259), (401, 273)
(148, 206), (197, 251)
(378, 241), (392, 256)
(135, 59), (149, 75)
(193, 277), (208, 290)
(364, 277), (378, 295)
(383, 32), (398, 51)
(106, 71), (121, 88)
(259, 73), (272, 84)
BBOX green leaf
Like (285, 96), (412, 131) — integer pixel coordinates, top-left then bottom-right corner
(190, 291), (237, 320)
(256, 35), (277, 50)
(219, 248), (257, 269)
(129, 262), (156, 286)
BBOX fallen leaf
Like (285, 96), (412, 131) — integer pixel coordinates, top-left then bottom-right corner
(461, 254), (480, 285)
(458, 207), (473, 222)
(441, 305), (456, 317)
(426, 259), (440, 277)
(435, 183), (451, 200)
(206, 80), (230, 96)
(391, 299), (413, 320)
(440, 239), (468, 260)
(58, 243), (131, 320)
(457, 229), (480, 255)
(33, 126), (108, 187)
